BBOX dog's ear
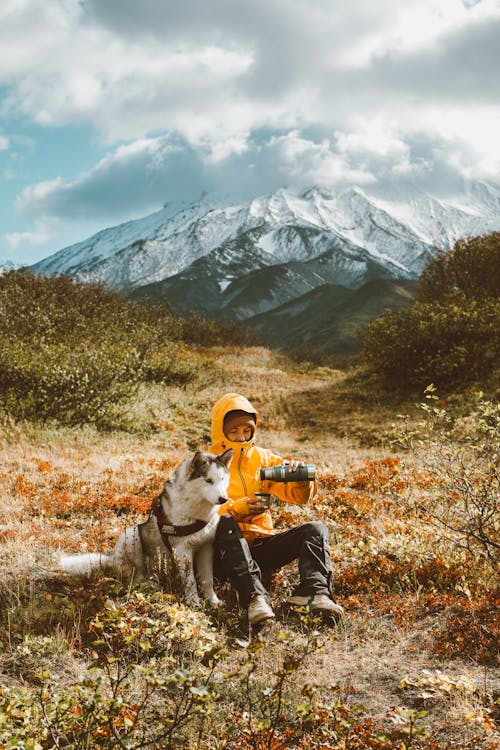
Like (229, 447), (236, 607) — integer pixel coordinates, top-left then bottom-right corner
(188, 450), (208, 480)
(217, 448), (234, 469)
(192, 450), (207, 467)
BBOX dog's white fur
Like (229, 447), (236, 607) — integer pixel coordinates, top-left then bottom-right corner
(59, 449), (233, 606)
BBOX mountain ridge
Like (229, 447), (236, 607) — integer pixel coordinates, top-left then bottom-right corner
(245, 277), (419, 354)
(31, 180), (500, 354)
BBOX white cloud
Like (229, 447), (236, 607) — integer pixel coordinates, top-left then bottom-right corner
(0, 135), (9, 150)
(337, 124), (409, 160)
(421, 105), (500, 179)
(5, 228), (52, 251)
(2, 0), (499, 145)
(0, 0), (256, 147)
(13, 130), (382, 223)
(16, 135), (199, 219)
(3, 0), (500, 228)
(267, 131), (376, 187)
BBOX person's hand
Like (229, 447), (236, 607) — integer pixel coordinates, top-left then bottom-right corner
(283, 459), (305, 472)
(231, 496), (270, 519)
(247, 493), (272, 515)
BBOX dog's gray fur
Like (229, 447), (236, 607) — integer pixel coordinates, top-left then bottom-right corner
(60, 449), (233, 606)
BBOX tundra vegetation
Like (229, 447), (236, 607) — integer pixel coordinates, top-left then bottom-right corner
(0, 240), (498, 749)
(362, 232), (500, 391)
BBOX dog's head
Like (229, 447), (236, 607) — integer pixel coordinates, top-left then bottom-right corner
(187, 448), (234, 505)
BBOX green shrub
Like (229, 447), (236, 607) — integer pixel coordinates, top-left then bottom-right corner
(0, 338), (142, 426)
(418, 231), (500, 302)
(170, 310), (257, 347)
(361, 233), (500, 391)
(400, 388), (499, 570)
(140, 344), (213, 386)
(0, 270), (140, 342)
(361, 296), (499, 390)
(0, 272), (152, 425)
(0, 271), (252, 426)
(0, 596), (225, 750)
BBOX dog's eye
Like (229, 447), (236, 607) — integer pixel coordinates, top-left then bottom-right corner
(206, 478), (214, 484)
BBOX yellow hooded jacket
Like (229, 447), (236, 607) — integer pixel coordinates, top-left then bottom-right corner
(210, 393), (316, 544)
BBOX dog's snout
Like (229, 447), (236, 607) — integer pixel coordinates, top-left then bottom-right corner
(217, 496), (227, 504)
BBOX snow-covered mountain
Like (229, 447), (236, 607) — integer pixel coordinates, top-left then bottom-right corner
(31, 180), (500, 352)
(33, 181), (500, 288)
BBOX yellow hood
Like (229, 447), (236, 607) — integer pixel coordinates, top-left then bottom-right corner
(210, 393), (259, 452)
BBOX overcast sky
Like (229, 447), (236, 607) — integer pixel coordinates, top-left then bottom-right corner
(1, 0), (499, 264)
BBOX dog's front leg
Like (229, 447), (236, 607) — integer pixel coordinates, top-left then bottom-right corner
(173, 545), (200, 606)
(196, 543), (222, 608)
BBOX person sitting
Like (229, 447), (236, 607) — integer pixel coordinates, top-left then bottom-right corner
(211, 393), (345, 626)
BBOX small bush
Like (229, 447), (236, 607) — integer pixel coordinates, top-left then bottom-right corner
(170, 310), (256, 347)
(401, 389), (499, 570)
(361, 296), (499, 390)
(0, 595), (226, 750)
(0, 338), (142, 426)
(140, 344), (215, 386)
(418, 231), (500, 302)
(361, 232), (500, 391)
(432, 593), (500, 665)
(335, 555), (466, 596)
(0, 271), (253, 427)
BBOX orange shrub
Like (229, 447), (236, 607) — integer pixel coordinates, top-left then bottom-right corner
(345, 457), (408, 494)
(335, 555), (467, 596)
(432, 593), (500, 665)
(11, 455), (180, 522)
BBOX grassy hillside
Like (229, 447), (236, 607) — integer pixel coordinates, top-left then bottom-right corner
(0, 345), (498, 749)
(247, 278), (418, 354)
(131, 270), (418, 356)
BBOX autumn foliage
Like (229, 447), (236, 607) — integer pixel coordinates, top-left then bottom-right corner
(0, 340), (497, 748)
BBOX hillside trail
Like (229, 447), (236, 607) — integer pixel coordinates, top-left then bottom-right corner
(180, 346), (402, 470)
(0, 346), (405, 485)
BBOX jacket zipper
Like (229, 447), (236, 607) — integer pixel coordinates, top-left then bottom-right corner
(238, 446), (248, 496)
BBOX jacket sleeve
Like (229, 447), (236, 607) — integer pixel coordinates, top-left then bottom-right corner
(259, 448), (317, 505)
(218, 496), (253, 519)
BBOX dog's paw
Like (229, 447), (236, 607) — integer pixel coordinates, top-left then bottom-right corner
(208, 594), (223, 608)
(185, 594), (202, 608)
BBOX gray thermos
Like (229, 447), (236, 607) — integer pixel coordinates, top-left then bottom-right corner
(260, 464), (315, 482)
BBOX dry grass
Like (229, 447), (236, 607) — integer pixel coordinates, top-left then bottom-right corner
(0, 345), (498, 749)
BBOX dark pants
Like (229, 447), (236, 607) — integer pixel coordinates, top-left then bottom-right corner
(214, 514), (334, 608)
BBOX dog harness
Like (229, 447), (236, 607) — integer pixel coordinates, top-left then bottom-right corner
(151, 495), (208, 542)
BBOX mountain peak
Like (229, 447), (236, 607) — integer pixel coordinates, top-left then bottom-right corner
(31, 180), (500, 293)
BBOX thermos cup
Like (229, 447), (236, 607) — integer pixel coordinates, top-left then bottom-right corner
(260, 464), (315, 482)
(254, 492), (272, 507)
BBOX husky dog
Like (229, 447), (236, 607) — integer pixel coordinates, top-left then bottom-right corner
(60, 449), (233, 606)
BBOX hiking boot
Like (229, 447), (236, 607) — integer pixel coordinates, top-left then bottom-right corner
(248, 594), (275, 625)
(288, 593), (345, 620)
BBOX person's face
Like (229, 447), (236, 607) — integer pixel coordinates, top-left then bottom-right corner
(225, 424), (253, 442)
